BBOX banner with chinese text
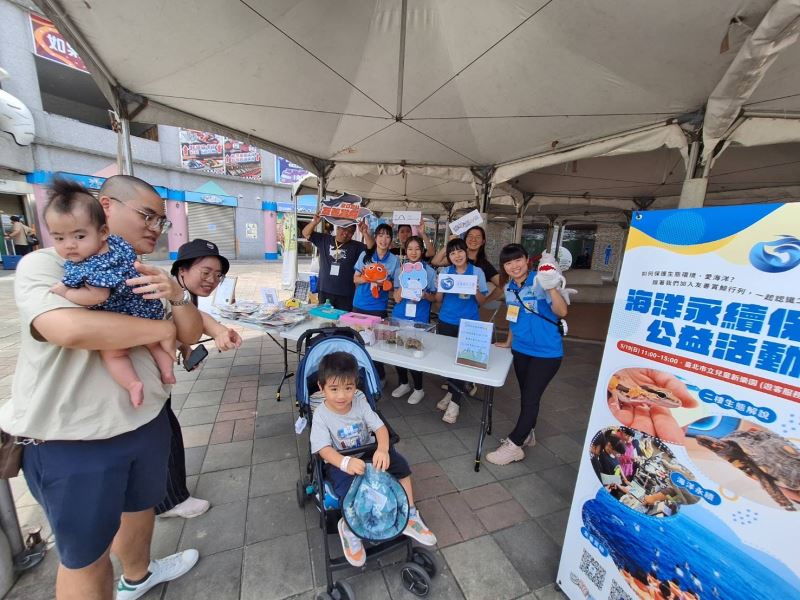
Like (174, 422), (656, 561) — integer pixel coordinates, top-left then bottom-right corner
(275, 157), (310, 185)
(557, 204), (800, 600)
(179, 129), (262, 180)
(30, 13), (89, 73)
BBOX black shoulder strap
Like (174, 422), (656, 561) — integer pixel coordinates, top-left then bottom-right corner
(512, 288), (561, 328)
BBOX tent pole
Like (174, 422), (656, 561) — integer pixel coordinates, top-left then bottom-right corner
(678, 140), (705, 208)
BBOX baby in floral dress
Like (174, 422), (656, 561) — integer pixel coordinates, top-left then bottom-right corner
(45, 179), (175, 407)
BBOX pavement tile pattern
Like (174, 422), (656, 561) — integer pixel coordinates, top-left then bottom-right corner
(0, 263), (600, 600)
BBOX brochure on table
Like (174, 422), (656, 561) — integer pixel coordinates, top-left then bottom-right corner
(213, 276), (237, 306)
(455, 319), (493, 369)
(556, 203), (800, 600)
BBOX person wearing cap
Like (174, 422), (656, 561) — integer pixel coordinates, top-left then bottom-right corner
(153, 239), (242, 519)
(302, 212), (374, 311)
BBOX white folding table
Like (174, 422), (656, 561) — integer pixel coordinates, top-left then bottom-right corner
(280, 321), (513, 471)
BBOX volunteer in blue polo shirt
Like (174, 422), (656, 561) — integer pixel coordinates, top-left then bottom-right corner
(487, 243), (567, 466)
(353, 223), (399, 381)
(434, 237), (489, 424)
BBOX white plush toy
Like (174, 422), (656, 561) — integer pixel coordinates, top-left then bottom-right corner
(534, 252), (578, 305)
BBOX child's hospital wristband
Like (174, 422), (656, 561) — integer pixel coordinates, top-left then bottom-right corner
(340, 456), (351, 473)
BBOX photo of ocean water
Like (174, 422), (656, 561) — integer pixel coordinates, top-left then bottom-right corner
(582, 490), (800, 600)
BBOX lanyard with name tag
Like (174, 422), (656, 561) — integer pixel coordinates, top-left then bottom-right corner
(330, 264), (340, 276)
(405, 302), (417, 318)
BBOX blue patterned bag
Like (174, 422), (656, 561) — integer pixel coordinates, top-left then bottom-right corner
(342, 464), (409, 542)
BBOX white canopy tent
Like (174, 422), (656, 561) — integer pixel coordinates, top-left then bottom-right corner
(35, 0), (800, 231)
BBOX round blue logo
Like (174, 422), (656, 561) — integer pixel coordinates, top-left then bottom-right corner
(440, 277), (455, 290)
(749, 236), (800, 273)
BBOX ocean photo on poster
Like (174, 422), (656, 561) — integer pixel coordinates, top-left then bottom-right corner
(582, 490), (800, 600)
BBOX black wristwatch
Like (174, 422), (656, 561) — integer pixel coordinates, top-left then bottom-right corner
(169, 289), (192, 306)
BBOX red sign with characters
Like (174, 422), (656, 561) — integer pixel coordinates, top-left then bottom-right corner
(30, 12), (89, 73)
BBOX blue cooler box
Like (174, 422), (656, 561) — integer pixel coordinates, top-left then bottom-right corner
(2, 255), (22, 270)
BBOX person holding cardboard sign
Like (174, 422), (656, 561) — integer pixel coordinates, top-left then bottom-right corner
(302, 212), (374, 311)
(487, 243), (567, 466)
(434, 237), (489, 424)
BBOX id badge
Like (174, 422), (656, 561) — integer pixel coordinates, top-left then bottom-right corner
(330, 264), (340, 276)
(405, 302), (417, 318)
(506, 304), (520, 323)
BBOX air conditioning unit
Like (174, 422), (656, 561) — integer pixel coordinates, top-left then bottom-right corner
(0, 68), (35, 146)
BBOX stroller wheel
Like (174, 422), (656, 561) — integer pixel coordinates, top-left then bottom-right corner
(315, 593), (333, 600)
(400, 562), (432, 596)
(332, 580), (355, 600)
(296, 478), (309, 508)
(411, 546), (438, 578)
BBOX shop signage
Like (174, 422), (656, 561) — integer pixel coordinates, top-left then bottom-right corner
(29, 13), (89, 73)
(275, 157), (310, 185)
(556, 204), (800, 599)
(179, 129), (262, 180)
(184, 191), (237, 207)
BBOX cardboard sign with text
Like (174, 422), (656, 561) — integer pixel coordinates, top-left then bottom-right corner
(449, 210), (485, 236)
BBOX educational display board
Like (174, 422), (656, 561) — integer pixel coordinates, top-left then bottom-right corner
(557, 204), (800, 600)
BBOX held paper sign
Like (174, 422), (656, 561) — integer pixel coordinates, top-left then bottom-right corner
(449, 209), (484, 236)
(392, 211), (422, 225)
(437, 273), (477, 295)
(455, 319), (493, 369)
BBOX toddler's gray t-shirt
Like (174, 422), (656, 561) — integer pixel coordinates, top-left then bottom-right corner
(310, 390), (385, 454)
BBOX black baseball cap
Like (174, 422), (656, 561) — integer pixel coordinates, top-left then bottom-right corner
(171, 238), (230, 276)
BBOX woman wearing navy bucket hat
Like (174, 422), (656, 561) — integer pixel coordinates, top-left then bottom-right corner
(155, 239), (242, 519)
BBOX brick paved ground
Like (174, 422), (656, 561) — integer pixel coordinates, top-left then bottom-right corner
(1, 260), (601, 600)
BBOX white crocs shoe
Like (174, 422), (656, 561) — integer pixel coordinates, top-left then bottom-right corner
(436, 392), (452, 411)
(117, 549), (200, 600)
(407, 389), (425, 405)
(442, 401), (460, 424)
(391, 383), (412, 398)
(158, 496), (210, 519)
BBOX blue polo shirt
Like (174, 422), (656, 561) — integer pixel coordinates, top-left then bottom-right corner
(352, 250), (399, 312)
(505, 272), (563, 358)
(438, 263), (489, 326)
(392, 261), (437, 323)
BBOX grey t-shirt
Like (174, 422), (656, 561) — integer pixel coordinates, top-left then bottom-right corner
(309, 232), (366, 297)
(310, 390), (385, 454)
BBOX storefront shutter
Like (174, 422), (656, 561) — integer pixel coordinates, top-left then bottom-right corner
(188, 203), (236, 258)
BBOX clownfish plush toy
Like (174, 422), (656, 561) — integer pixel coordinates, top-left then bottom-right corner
(362, 263), (393, 298)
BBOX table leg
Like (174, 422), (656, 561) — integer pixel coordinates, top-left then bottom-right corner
(275, 337), (294, 402)
(474, 386), (493, 472)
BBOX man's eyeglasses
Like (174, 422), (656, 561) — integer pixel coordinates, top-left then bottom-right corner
(110, 197), (171, 232)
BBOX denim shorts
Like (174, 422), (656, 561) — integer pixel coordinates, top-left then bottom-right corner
(22, 407), (171, 569)
(326, 447), (412, 501)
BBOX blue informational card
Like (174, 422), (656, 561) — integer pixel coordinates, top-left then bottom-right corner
(455, 319), (494, 370)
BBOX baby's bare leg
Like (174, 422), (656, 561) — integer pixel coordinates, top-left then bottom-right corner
(100, 348), (144, 407)
(147, 342), (176, 385)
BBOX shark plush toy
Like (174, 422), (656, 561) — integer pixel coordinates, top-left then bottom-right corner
(534, 252), (578, 305)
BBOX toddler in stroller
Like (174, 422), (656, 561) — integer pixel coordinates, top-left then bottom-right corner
(295, 327), (439, 599)
(310, 352), (437, 564)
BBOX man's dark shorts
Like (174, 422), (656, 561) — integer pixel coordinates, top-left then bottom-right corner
(22, 407), (171, 569)
(326, 447), (411, 500)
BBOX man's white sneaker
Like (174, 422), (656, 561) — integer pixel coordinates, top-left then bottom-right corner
(442, 401), (460, 424)
(485, 438), (525, 465)
(407, 389), (425, 405)
(391, 383), (412, 398)
(436, 392), (452, 411)
(158, 496), (210, 519)
(116, 549), (200, 600)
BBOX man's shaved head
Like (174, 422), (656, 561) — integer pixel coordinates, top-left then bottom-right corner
(99, 174), (159, 201)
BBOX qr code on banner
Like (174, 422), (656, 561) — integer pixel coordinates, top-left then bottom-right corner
(608, 580), (633, 600)
(580, 549), (606, 590)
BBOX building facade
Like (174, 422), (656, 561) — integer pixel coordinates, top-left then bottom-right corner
(0, 0), (306, 260)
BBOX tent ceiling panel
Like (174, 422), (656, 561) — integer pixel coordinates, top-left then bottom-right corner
(744, 39), (800, 113)
(708, 142), (800, 193)
(510, 148), (686, 199)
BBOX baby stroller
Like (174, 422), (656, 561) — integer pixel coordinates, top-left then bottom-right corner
(295, 326), (438, 600)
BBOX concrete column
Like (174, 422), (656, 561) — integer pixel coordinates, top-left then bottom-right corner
(166, 192), (187, 260)
(678, 177), (708, 208)
(263, 201), (278, 260)
(31, 183), (52, 248)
